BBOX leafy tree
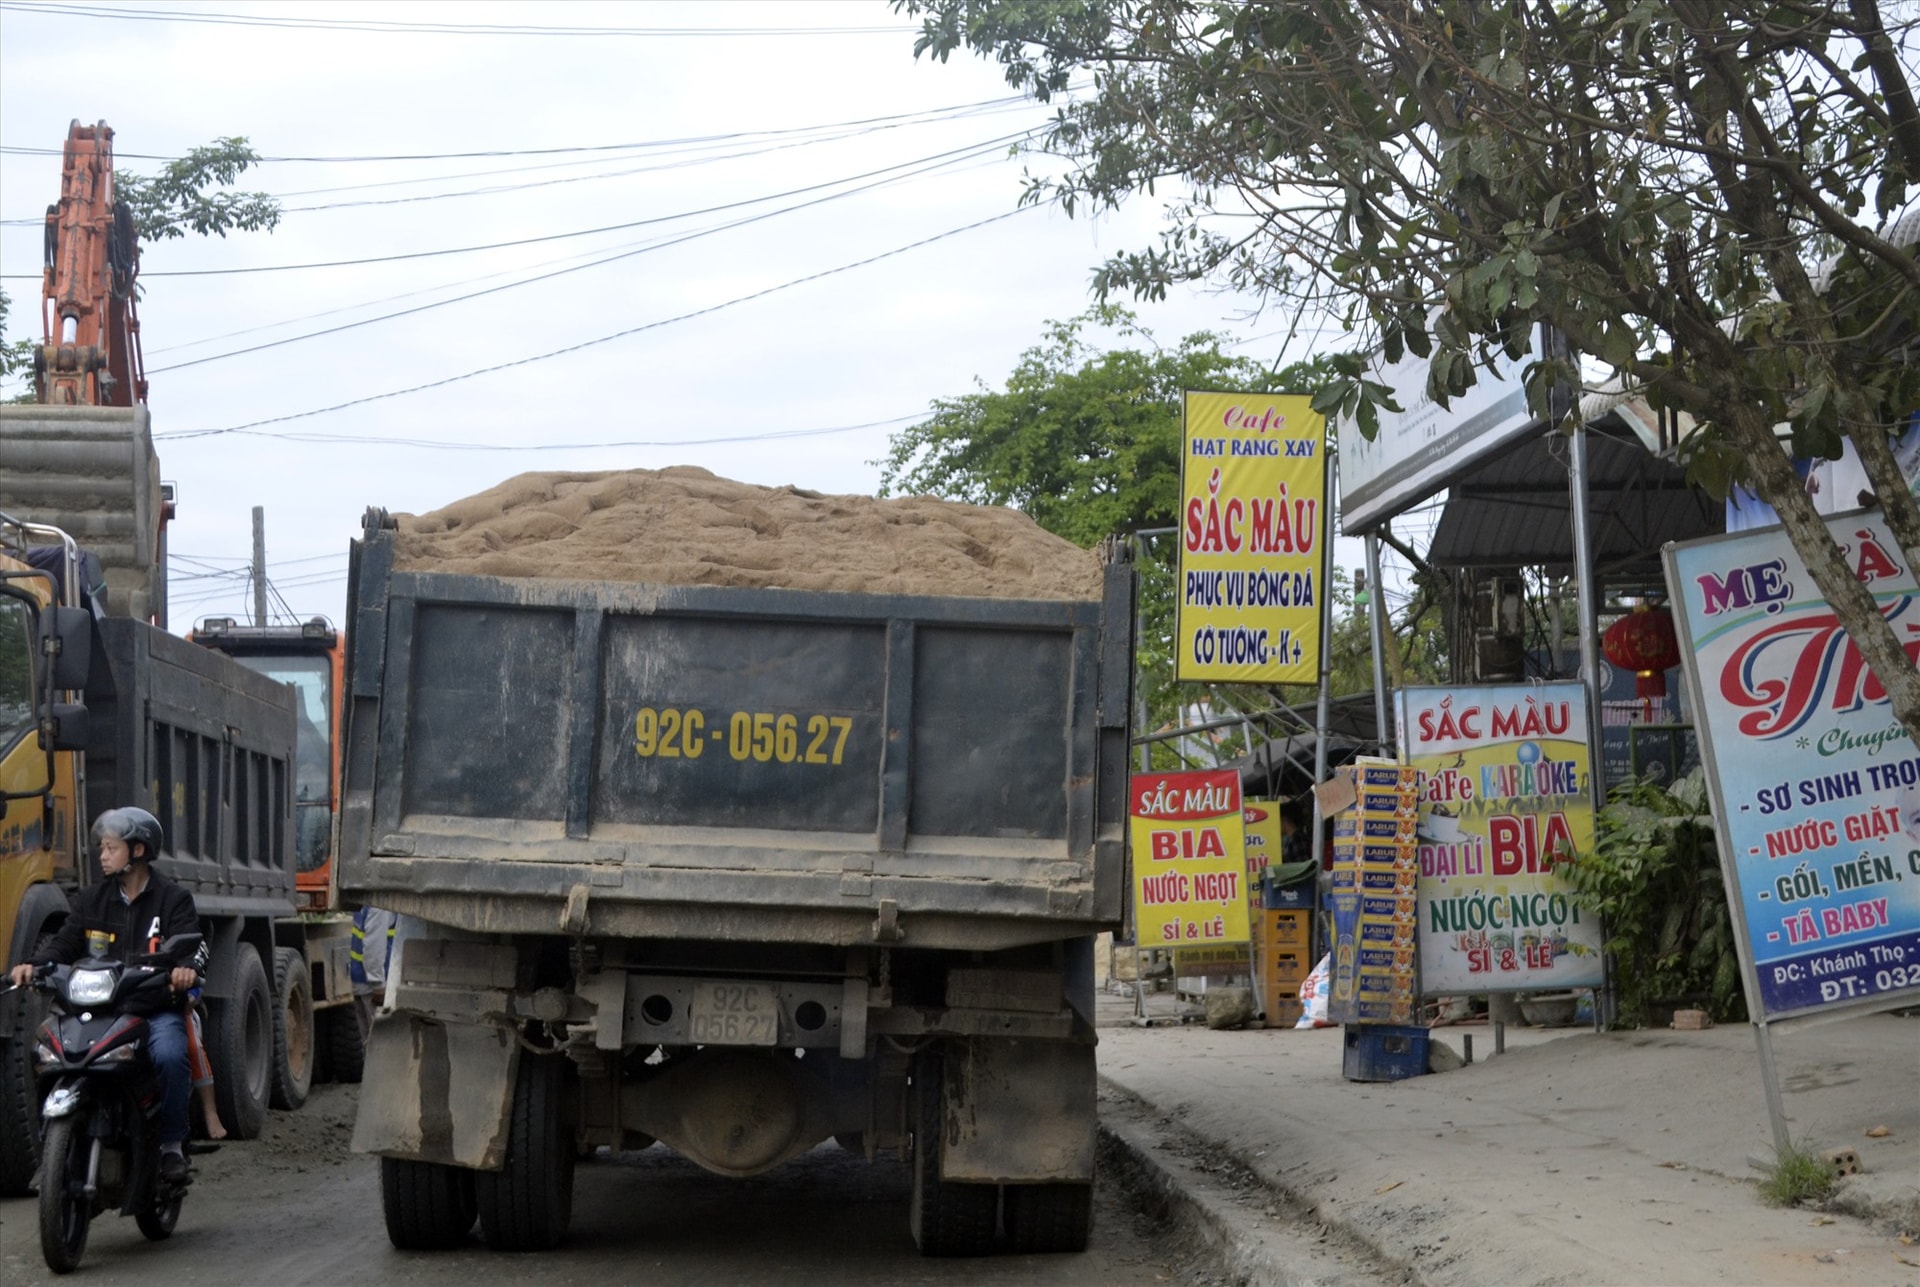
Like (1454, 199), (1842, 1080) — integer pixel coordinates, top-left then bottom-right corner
(878, 304), (1299, 542)
(115, 137), (279, 243)
(880, 306), (1432, 767)
(0, 291), (34, 404)
(899, 1), (1920, 743)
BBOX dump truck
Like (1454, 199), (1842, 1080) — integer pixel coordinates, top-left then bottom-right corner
(341, 471), (1132, 1256)
(0, 121), (344, 1193)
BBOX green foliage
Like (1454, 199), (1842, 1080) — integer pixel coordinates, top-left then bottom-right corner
(877, 305), (1310, 543)
(0, 290), (34, 403)
(1758, 1141), (1840, 1207)
(115, 137), (280, 242)
(1564, 769), (1745, 1028)
(880, 306), (1443, 763)
(897, 2), (1920, 475)
(898, 0), (1920, 741)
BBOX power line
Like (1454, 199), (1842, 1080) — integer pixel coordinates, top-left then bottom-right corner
(0, 3), (915, 38)
(8, 127), (1033, 278)
(163, 414), (923, 453)
(146, 136), (1023, 372)
(154, 206), (1038, 440)
(0, 90), (1061, 167)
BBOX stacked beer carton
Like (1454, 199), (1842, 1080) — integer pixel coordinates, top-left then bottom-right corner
(1327, 761), (1420, 1026)
(1256, 907), (1310, 1027)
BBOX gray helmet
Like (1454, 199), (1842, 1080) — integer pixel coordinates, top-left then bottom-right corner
(93, 807), (165, 863)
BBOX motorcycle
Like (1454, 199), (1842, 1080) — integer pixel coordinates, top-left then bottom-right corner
(19, 933), (204, 1274)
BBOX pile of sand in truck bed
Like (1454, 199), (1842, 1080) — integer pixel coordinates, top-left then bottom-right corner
(389, 467), (1105, 601)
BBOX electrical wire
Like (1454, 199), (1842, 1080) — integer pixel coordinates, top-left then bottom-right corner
(4, 125), (1035, 277)
(0, 3), (916, 39)
(145, 135), (1028, 372)
(0, 88), (1070, 170)
(154, 205), (1038, 441)
(163, 413), (924, 452)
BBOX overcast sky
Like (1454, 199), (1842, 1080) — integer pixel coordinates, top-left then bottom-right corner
(1, 0), (1352, 628)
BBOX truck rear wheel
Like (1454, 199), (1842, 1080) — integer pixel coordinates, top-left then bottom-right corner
(270, 947), (314, 1110)
(908, 1049), (996, 1257)
(208, 944), (272, 1139)
(316, 1005), (364, 1084)
(382, 1157), (477, 1250)
(475, 1050), (575, 1251)
(1004, 1181), (1093, 1253)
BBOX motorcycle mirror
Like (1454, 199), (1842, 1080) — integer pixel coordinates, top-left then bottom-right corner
(157, 933), (204, 957)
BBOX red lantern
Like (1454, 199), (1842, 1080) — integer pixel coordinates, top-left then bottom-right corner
(1603, 604), (1681, 699)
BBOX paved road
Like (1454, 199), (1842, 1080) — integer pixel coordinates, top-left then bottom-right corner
(0, 1083), (1207, 1287)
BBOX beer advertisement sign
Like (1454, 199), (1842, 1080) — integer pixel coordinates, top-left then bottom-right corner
(1129, 770), (1251, 947)
(1397, 683), (1607, 993)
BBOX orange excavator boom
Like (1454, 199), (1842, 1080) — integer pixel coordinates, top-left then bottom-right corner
(38, 119), (146, 407)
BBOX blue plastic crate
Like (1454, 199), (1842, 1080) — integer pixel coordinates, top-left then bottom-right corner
(1342, 1024), (1428, 1082)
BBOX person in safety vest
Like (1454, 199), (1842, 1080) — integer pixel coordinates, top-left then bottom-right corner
(350, 905), (396, 1043)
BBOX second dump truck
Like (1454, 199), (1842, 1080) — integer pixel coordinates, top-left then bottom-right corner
(341, 470), (1132, 1256)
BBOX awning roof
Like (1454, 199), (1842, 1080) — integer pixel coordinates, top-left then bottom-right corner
(1425, 409), (1722, 578)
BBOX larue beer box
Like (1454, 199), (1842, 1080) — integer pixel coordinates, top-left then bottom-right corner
(1332, 812), (1419, 845)
(1313, 758), (1421, 816)
(1332, 838), (1418, 868)
(1354, 787), (1419, 819)
(1359, 893), (1417, 923)
(1334, 863), (1414, 894)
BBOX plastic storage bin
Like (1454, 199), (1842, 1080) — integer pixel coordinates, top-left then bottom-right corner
(1342, 1024), (1429, 1081)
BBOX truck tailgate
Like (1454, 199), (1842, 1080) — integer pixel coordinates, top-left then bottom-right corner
(340, 538), (1131, 950)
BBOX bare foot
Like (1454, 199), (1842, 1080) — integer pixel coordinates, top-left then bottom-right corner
(204, 1115), (228, 1141)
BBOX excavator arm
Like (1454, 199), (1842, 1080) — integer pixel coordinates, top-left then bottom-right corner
(37, 120), (145, 407)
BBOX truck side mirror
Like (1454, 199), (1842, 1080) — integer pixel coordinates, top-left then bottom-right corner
(40, 606), (90, 690)
(42, 702), (87, 752)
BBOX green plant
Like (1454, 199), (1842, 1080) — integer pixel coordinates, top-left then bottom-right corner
(1758, 1142), (1838, 1207)
(1562, 768), (1745, 1027)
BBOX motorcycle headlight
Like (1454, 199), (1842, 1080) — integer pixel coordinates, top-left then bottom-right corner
(33, 1038), (60, 1070)
(67, 968), (116, 1006)
(96, 1044), (138, 1064)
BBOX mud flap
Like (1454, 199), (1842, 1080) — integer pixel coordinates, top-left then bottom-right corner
(349, 1013), (518, 1170)
(939, 1038), (1096, 1184)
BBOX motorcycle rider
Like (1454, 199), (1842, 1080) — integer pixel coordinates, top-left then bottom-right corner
(8, 807), (207, 1182)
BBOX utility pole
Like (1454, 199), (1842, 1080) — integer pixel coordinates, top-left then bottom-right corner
(251, 505), (267, 627)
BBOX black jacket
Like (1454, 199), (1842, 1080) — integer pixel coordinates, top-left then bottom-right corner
(40, 867), (206, 982)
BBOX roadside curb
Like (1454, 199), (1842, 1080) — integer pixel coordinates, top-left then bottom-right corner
(1098, 1081), (1420, 1287)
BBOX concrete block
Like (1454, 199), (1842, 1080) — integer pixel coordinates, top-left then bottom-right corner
(1670, 1009), (1712, 1030)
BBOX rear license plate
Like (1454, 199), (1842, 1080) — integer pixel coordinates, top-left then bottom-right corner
(686, 982), (779, 1045)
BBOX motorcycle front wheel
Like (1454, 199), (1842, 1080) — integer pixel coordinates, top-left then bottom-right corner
(38, 1116), (92, 1274)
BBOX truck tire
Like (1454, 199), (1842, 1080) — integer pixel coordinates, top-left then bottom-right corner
(270, 947), (314, 1110)
(319, 1006), (365, 1084)
(1, 893), (65, 1197)
(208, 944), (272, 1139)
(1004, 1182), (1093, 1254)
(382, 1157), (478, 1250)
(908, 1049), (996, 1257)
(476, 1050), (576, 1251)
